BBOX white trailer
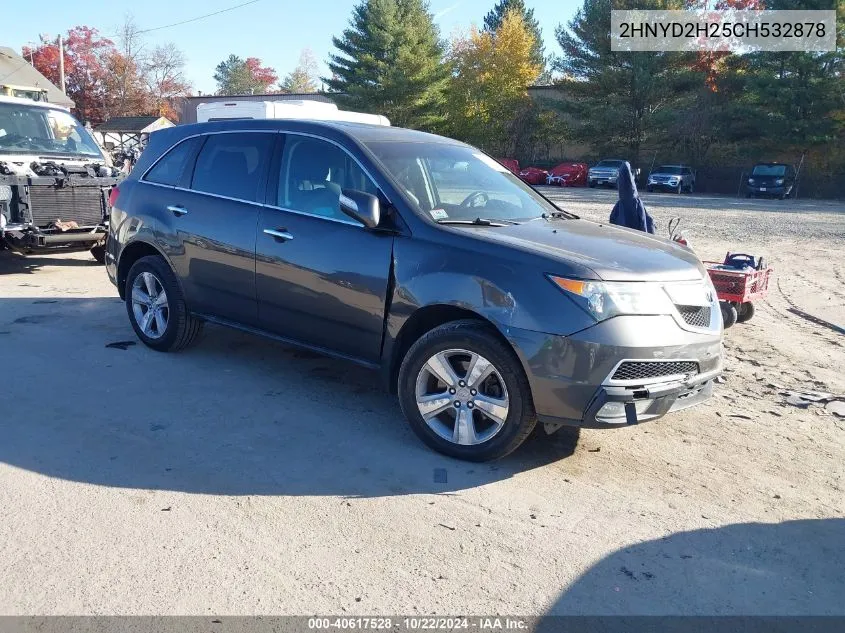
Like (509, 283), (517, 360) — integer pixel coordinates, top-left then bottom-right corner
(195, 100), (390, 126)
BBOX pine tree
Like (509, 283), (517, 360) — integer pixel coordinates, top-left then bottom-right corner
(326, 0), (449, 130)
(483, 0), (545, 71)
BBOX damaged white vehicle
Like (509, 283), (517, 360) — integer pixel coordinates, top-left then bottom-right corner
(0, 96), (121, 262)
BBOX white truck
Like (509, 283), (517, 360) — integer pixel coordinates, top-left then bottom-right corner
(195, 100), (391, 126)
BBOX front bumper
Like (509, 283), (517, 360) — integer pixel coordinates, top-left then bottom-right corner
(648, 180), (681, 190)
(1, 223), (106, 252)
(588, 174), (618, 186)
(505, 314), (723, 429)
(746, 184), (788, 196)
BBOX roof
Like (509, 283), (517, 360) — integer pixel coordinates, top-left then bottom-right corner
(96, 116), (174, 133)
(153, 118), (463, 148)
(0, 94), (69, 110)
(0, 47), (74, 108)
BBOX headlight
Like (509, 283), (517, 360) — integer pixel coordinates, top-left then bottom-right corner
(668, 178), (678, 184)
(748, 178), (755, 184)
(548, 276), (675, 322)
(0, 185), (12, 202)
(775, 178), (784, 185)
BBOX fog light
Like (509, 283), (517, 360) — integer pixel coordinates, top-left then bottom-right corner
(597, 399), (653, 422)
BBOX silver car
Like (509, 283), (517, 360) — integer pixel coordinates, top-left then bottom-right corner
(587, 159), (626, 188)
(647, 165), (695, 194)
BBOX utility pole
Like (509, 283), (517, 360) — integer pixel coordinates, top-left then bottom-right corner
(58, 35), (66, 93)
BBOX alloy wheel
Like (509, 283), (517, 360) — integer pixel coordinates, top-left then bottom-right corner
(131, 272), (169, 339)
(414, 348), (509, 446)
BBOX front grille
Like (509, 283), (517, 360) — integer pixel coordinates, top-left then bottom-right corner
(28, 185), (105, 228)
(612, 361), (699, 382)
(677, 305), (711, 328)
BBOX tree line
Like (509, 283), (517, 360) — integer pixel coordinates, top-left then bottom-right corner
(23, 0), (845, 184)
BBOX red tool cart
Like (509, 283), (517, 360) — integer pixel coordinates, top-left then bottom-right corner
(704, 253), (773, 328)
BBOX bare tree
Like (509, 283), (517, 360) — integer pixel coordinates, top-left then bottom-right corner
(280, 48), (320, 93)
(146, 43), (192, 119)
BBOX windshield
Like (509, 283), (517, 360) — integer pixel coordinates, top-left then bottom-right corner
(595, 160), (623, 168)
(752, 164), (787, 176)
(365, 141), (560, 223)
(655, 166), (683, 174)
(0, 103), (103, 158)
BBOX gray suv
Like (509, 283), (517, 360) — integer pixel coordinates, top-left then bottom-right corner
(106, 119), (723, 461)
(647, 165), (695, 194)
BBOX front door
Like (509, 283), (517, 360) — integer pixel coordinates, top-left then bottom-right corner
(255, 134), (394, 363)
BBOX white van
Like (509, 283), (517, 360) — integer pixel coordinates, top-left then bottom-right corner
(195, 100), (390, 126)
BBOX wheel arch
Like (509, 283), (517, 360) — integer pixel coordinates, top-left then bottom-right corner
(116, 240), (172, 300)
(385, 303), (519, 394)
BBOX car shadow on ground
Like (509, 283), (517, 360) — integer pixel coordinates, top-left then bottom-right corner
(0, 296), (580, 497)
(537, 518), (845, 621)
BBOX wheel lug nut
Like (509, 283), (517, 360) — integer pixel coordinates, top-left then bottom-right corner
(467, 402), (474, 409)
(470, 389), (477, 396)
(449, 388), (456, 394)
(459, 381), (466, 387)
(454, 401), (461, 408)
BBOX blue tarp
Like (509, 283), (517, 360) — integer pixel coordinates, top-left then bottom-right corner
(609, 162), (655, 234)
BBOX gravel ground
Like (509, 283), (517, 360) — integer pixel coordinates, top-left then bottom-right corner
(0, 189), (843, 616)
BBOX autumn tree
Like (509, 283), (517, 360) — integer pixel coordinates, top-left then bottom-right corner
(446, 9), (542, 153)
(327, 0), (449, 130)
(214, 55), (278, 95)
(280, 49), (320, 93)
(23, 27), (115, 124)
(107, 16), (150, 118)
(483, 0), (545, 72)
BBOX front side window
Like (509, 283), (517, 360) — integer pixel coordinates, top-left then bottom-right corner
(144, 137), (201, 186)
(191, 132), (274, 202)
(366, 141), (559, 223)
(278, 135), (379, 222)
(0, 103), (102, 158)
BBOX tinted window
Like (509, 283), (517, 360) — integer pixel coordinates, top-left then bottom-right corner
(191, 132), (274, 202)
(278, 135), (378, 222)
(144, 137), (199, 186)
(596, 160), (624, 168)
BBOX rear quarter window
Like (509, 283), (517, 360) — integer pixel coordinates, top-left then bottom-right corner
(143, 137), (201, 186)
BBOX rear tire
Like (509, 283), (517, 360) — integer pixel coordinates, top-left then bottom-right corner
(125, 255), (203, 352)
(720, 302), (738, 329)
(736, 302), (755, 323)
(398, 320), (536, 461)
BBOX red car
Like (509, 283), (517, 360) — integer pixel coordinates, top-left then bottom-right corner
(547, 162), (588, 187)
(518, 166), (549, 185)
(496, 158), (520, 175)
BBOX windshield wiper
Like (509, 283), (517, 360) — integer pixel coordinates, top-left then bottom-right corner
(542, 209), (578, 220)
(436, 217), (519, 226)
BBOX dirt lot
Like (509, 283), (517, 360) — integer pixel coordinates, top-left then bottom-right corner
(1, 190), (843, 616)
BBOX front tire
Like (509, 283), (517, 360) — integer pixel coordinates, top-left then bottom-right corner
(720, 302), (738, 329)
(125, 255), (203, 352)
(736, 302), (755, 323)
(398, 320), (536, 461)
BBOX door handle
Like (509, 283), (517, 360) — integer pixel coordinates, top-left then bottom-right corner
(167, 205), (188, 217)
(264, 228), (294, 241)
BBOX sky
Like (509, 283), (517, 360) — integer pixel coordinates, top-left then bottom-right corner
(4, 0), (581, 95)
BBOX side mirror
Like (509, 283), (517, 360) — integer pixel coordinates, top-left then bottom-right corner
(339, 189), (380, 228)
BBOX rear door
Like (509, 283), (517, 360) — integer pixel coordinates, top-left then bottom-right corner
(255, 133), (394, 363)
(157, 130), (276, 325)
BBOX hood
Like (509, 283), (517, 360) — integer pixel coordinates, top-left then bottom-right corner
(463, 218), (705, 282)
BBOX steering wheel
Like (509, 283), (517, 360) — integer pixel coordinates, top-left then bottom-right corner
(460, 190), (489, 208)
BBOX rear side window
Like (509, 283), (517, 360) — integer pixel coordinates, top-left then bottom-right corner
(144, 137), (200, 186)
(191, 132), (275, 202)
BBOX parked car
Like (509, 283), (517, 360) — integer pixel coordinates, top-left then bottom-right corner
(587, 159), (627, 188)
(495, 158), (520, 175)
(547, 162), (588, 187)
(647, 165), (695, 194)
(518, 166), (549, 185)
(0, 95), (121, 261)
(107, 119), (723, 461)
(746, 162), (796, 199)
